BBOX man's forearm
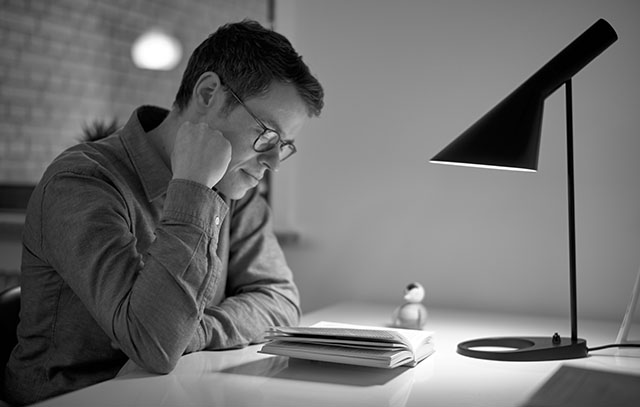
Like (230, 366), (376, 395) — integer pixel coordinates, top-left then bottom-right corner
(185, 285), (300, 352)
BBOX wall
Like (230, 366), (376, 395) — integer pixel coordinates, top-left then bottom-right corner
(0, 0), (268, 184)
(279, 0), (640, 321)
(0, 0), (269, 287)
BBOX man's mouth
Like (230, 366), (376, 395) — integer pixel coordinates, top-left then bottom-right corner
(242, 170), (261, 183)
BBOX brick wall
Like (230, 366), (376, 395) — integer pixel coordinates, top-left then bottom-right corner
(0, 0), (269, 185)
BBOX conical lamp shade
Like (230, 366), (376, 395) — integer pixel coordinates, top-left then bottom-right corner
(431, 18), (617, 172)
(431, 85), (544, 171)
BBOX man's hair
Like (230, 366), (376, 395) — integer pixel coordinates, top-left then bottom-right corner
(173, 19), (324, 117)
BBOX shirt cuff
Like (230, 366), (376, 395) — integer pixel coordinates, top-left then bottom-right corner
(162, 179), (229, 237)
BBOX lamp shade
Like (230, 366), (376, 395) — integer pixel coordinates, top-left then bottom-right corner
(430, 19), (618, 171)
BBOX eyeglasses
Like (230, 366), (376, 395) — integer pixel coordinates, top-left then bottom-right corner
(224, 85), (297, 162)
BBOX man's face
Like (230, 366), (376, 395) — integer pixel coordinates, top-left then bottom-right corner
(207, 82), (310, 199)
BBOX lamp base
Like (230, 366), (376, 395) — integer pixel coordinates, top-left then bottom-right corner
(458, 335), (588, 361)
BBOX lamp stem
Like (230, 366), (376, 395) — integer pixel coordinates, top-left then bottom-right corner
(565, 79), (578, 342)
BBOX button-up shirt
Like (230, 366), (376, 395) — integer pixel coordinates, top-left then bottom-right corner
(2, 106), (300, 406)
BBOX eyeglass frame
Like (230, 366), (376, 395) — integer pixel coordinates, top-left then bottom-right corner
(222, 83), (297, 162)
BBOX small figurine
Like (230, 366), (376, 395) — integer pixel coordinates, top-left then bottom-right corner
(392, 282), (428, 330)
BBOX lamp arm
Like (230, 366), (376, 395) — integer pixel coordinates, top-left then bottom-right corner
(527, 19), (617, 98)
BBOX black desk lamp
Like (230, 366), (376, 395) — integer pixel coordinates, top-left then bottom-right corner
(430, 19), (618, 361)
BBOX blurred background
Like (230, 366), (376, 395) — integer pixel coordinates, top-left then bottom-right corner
(1, 1), (639, 328)
(0, 0), (271, 287)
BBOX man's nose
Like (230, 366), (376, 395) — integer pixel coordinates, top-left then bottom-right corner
(259, 148), (281, 172)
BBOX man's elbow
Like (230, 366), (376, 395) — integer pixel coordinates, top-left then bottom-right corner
(125, 340), (183, 374)
(139, 352), (180, 375)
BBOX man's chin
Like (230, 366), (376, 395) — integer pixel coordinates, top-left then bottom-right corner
(226, 189), (250, 200)
(216, 184), (251, 200)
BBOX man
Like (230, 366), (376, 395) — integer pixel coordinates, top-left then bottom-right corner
(2, 20), (324, 405)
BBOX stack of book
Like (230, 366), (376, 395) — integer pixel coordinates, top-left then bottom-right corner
(259, 321), (435, 369)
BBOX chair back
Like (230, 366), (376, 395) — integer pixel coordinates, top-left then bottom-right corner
(0, 286), (20, 371)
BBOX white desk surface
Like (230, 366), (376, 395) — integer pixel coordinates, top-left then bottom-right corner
(33, 302), (640, 407)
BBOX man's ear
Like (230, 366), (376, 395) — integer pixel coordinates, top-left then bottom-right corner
(193, 72), (223, 110)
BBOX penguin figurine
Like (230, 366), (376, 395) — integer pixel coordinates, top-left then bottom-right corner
(392, 282), (428, 330)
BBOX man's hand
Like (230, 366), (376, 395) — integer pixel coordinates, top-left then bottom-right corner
(171, 121), (232, 188)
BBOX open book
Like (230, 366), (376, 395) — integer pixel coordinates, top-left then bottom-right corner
(259, 321), (435, 369)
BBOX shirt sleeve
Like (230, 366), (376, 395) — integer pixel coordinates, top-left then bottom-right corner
(40, 173), (227, 374)
(184, 187), (301, 352)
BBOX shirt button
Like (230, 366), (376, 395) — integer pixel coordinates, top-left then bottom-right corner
(214, 216), (220, 226)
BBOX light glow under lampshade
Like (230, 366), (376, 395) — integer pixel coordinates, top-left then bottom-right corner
(131, 29), (182, 71)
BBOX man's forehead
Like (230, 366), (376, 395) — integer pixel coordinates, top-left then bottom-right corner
(246, 93), (308, 141)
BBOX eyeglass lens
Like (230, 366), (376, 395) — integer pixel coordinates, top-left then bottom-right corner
(255, 130), (295, 161)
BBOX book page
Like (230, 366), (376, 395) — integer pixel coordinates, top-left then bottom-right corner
(260, 341), (415, 368)
(311, 321), (434, 353)
(263, 334), (406, 349)
(268, 323), (406, 345)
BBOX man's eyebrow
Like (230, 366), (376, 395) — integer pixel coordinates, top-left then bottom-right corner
(260, 115), (291, 141)
(249, 103), (296, 143)
(260, 116), (279, 131)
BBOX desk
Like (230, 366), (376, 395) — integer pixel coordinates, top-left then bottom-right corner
(33, 302), (640, 407)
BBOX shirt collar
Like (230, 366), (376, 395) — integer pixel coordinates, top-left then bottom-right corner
(121, 106), (172, 202)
